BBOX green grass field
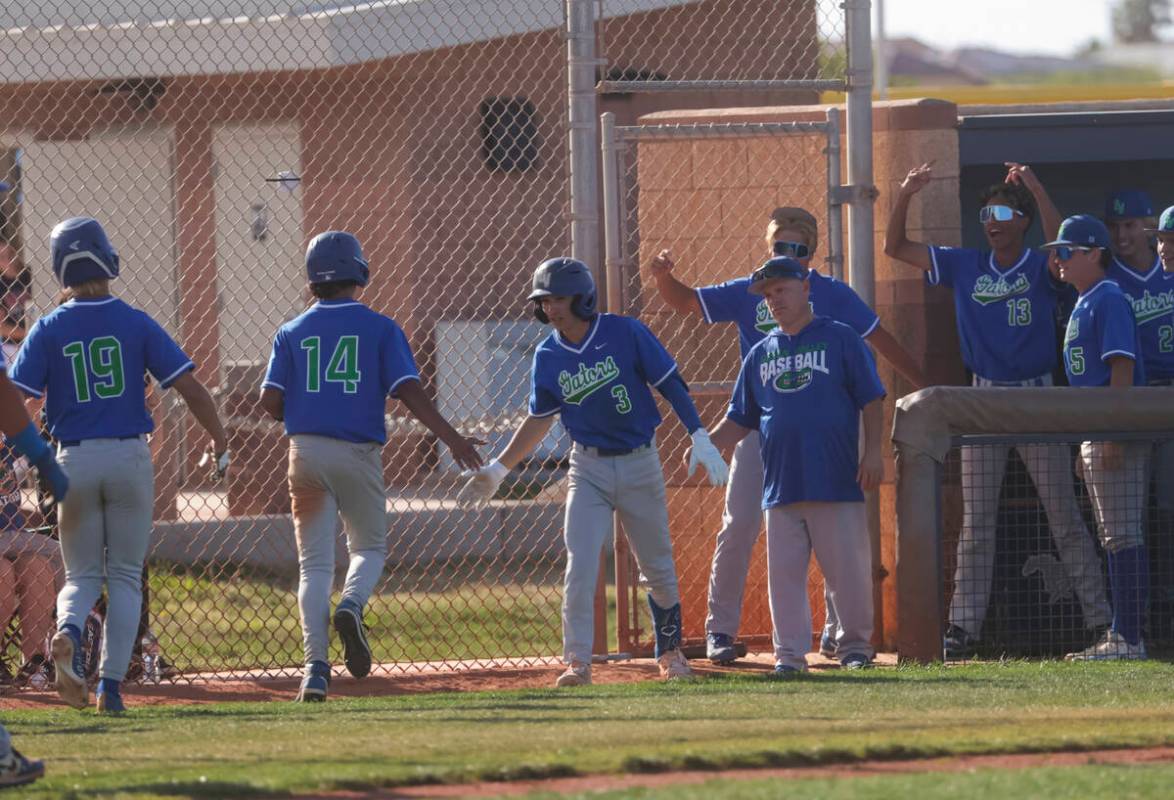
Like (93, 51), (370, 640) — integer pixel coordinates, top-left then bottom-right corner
(4, 660), (1173, 798)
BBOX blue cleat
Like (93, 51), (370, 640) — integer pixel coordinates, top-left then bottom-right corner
(295, 661), (331, 703)
(95, 687), (126, 714)
(333, 601), (372, 679)
(706, 632), (737, 665)
(0, 749), (45, 788)
(839, 652), (872, 670)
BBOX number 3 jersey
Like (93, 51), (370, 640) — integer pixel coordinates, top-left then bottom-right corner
(10, 296), (194, 442)
(927, 246), (1061, 381)
(528, 313), (678, 451)
(263, 299), (420, 444)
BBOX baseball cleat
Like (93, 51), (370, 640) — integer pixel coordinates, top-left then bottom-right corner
(943, 624), (977, 660)
(50, 629), (89, 709)
(0, 749), (44, 788)
(819, 633), (837, 659)
(333, 602), (372, 679)
(705, 633), (737, 665)
(555, 662), (591, 687)
(656, 648), (694, 681)
(1065, 630), (1147, 662)
(95, 689), (126, 714)
(771, 663), (806, 677)
(839, 652), (872, 670)
(295, 661), (331, 702)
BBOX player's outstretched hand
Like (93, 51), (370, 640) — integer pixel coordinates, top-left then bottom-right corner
(458, 459), (509, 504)
(198, 443), (231, 482)
(898, 162), (933, 197)
(686, 429), (729, 487)
(649, 249), (675, 278)
(857, 448), (883, 493)
(1004, 162), (1042, 194)
(449, 436), (486, 472)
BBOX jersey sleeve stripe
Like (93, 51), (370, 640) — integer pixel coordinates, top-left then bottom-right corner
(926, 246), (942, 286)
(387, 374), (421, 393)
(260, 379), (285, 391)
(10, 379), (42, 398)
(695, 289), (716, 324)
(859, 317), (880, 339)
(1101, 349), (1137, 362)
(158, 361), (196, 388)
(651, 364), (678, 387)
(529, 406), (560, 419)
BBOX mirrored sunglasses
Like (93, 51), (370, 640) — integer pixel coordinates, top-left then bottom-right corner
(1051, 245), (1096, 261)
(978, 205), (1024, 223)
(772, 239), (810, 259)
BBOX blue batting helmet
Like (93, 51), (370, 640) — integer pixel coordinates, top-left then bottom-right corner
(305, 231), (369, 286)
(527, 257), (597, 323)
(50, 217), (120, 288)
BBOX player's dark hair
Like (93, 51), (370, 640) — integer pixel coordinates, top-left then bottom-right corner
(979, 182), (1036, 227)
(1098, 248), (1112, 270)
(310, 280), (360, 299)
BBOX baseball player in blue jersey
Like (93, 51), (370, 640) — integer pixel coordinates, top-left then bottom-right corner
(1041, 215), (1149, 660)
(9, 216), (228, 713)
(260, 231), (483, 702)
(886, 163), (1112, 658)
(1144, 205), (1174, 534)
(650, 206), (925, 664)
(706, 256), (886, 673)
(459, 257), (728, 686)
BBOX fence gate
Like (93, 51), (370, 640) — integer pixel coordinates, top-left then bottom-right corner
(600, 113), (846, 656)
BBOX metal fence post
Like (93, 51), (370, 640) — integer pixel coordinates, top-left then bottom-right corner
(825, 107), (844, 283)
(844, 0), (875, 307)
(567, 0), (600, 274)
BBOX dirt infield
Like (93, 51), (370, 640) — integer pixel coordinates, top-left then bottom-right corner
(301, 746), (1174, 799)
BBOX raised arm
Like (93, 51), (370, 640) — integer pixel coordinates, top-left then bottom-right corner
(883, 163), (935, 273)
(1005, 162), (1060, 244)
(867, 324), (928, 390)
(649, 249), (704, 317)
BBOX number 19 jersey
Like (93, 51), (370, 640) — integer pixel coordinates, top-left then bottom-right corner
(262, 299), (420, 444)
(9, 296), (195, 442)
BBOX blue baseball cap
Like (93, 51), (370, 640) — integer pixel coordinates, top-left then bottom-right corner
(748, 256), (809, 294)
(1144, 206), (1174, 234)
(1105, 190), (1154, 221)
(1042, 214), (1111, 250)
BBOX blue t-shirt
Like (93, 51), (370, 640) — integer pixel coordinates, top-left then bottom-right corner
(1063, 280), (1145, 387)
(728, 316), (886, 508)
(696, 271), (879, 359)
(0, 348), (21, 530)
(528, 313), (677, 450)
(10, 297), (194, 442)
(927, 246), (1060, 381)
(262, 299), (419, 444)
(1106, 255), (1174, 380)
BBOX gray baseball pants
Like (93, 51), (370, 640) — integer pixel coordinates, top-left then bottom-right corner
(563, 442), (680, 665)
(289, 435), (388, 666)
(55, 437), (154, 683)
(1081, 441), (1148, 553)
(766, 501), (873, 669)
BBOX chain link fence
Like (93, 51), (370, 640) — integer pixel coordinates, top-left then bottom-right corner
(0, 0), (854, 689)
(602, 116), (843, 654)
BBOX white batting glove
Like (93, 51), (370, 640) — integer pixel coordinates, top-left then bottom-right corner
(198, 447), (231, 482)
(688, 430), (729, 487)
(458, 459), (509, 503)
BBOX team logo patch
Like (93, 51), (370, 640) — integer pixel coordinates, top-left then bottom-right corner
(971, 273), (1031, 305)
(759, 343), (829, 393)
(754, 300), (780, 334)
(559, 357), (620, 404)
(1130, 289), (1174, 325)
(1064, 315), (1080, 343)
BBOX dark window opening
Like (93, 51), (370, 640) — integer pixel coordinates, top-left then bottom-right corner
(479, 97), (539, 173)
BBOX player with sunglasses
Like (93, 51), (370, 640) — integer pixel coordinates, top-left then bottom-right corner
(649, 207), (925, 667)
(885, 162), (1112, 659)
(1043, 215), (1148, 661)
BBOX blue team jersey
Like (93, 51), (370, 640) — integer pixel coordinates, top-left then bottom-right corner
(696, 271), (880, 359)
(728, 317), (886, 508)
(1063, 280), (1145, 387)
(927, 246), (1060, 381)
(262, 299), (419, 444)
(1106, 255), (1174, 380)
(0, 349), (20, 530)
(10, 297), (193, 442)
(528, 313), (677, 450)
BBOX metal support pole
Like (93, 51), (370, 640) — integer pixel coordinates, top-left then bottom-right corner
(845, 0), (875, 308)
(824, 108), (844, 282)
(567, 0), (600, 273)
(600, 112), (622, 313)
(875, 0), (889, 100)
